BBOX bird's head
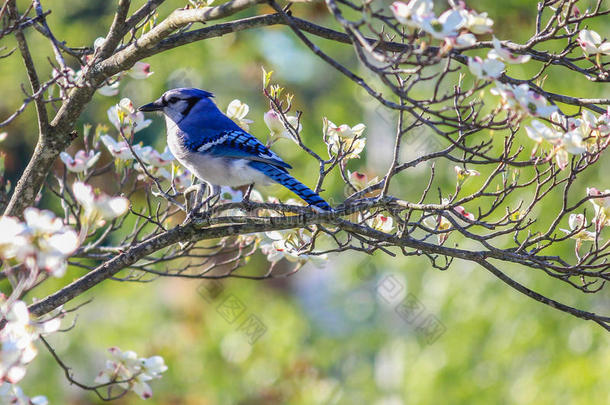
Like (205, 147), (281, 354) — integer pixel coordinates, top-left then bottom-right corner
(138, 88), (215, 121)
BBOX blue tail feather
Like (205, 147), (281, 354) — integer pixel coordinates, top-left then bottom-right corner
(248, 161), (332, 211)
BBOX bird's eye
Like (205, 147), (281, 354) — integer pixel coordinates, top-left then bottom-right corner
(168, 96), (179, 104)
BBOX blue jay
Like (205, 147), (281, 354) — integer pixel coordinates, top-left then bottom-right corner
(138, 88), (331, 211)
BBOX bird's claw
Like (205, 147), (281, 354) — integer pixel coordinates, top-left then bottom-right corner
(183, 190), (220, 223)
(183, 209), (199, 224)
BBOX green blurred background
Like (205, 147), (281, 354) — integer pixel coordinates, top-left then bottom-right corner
(2, 0), (609, 403)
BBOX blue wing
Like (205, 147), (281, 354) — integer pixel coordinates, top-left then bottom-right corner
(191, 129), (292, 170)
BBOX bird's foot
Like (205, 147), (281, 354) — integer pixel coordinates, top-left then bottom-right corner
(183, 184), (206, 214)
(183, 210), (198, 224)
(187, 185), (221, 220)
(183, 183), (220, 223)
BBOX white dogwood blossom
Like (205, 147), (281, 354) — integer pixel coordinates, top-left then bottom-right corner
(263, 110), (301, 142)
(389, 0), (433, 28)
(107, 98), (152, 134)
(0, 209), (78, 277)
(460, 9), (493, 34)
(59, 150), (101, 173)
(554, 130), (587, 170)
(261, 229), (327, 265)
(0, 382), (48, 405)
(581, 108), (610, 136)
(72, 182), (129, 227)
(577, 30), (610, 56)
(94, 347), (168, 400)
(226, 99), (254, 131)
(468, 56), (505, 79)
(419, 9), (465, 40)
(524, 119), (586, 169)
(452, 33), (477, 49)
(491, 83), (558, 118)
(0, 299), (61, 384)
(559, 214), (595, 241)
(324, 119), (366, 160)
(488, 37), (531, 64)
(101, 134), (135, 160)
(364, 214), (395, 233)
(128, 62), (154, 80)
(136, 146), (174, 167)
(525, 120), (560, 144)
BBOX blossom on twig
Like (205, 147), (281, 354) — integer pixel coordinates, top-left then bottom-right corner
(59, 150), (100, 173)
(1, 299), (61, 384)
(226, 99), (253, 131)
(263, 110), (301, 142)
(95, 347), (168, 400)
(577, 30), (610, 56)
(324, 118), (366, 160)
(0, 209), (78, 277)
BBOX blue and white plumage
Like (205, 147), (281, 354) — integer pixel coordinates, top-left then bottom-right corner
(138, 88), (331, 211)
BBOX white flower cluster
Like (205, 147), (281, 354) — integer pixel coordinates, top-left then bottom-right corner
(559, 213), (595, 244)
(577, 29), (610, 56)
(525, 108), (610, 169)
(1, 298), (61, 384)
(491, 83), (558, 119)
(72, 182), (129, 230)
(390, 0), (493, 48)
(263, 109), (301, 143)
(389, 1), (608, 173)
(0, 382), (48, 405)
(59, 150), (100, 173)
(107, 98), (152, 135)
(324, 118), (366, 160)
(95, 97), (198, 190)
(38, 145), (131, 232)
(261, 229), (327, 265)
(0, 209), (78, 277)
(467, 37), (531, 80)
(360, 213), (395, 233)
(226, 99), (254, 131)
(94, 347), (168, 400)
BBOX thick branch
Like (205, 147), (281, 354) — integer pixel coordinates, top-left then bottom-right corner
(28, 203), (610, 331)
(29, 212), (324, 317)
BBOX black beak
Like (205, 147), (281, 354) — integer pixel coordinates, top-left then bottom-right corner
(138, 99), (164, 112)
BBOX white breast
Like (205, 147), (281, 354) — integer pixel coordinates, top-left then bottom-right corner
(164, 116), (271, 187)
